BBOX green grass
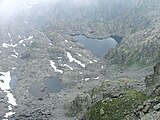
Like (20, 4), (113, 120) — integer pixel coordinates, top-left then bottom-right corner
(88, 90), (149, 120)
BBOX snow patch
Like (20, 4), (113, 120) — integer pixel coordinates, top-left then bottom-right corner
(4, 112), (15, 119)
(93, 60), (98, 62)
(93, 76), (99, 80)
(65, 40), (68, 43)
(2, 43), (17, 48)
(23, 44), (26, 47)
(62, 64), (73, 70)
(11, 55), (18, 58)
(18, 35), (22, 39)
(49, 60), (63, 74)
(8, 106), (12, 111)
(84, 78), (90, 81)
(17, 36), (33, 45)
(76, 53), (82, 57)
(58, 60), (62, 62)
(12, 67), (16, 70)
(0, 71), (17, 119)
(18, 40), (24, 44)
(89, 60), (93, 64)
(28, 36), (33, 40)
(13, 50), (18, 56)
(8, 33), (11, 38)
(67, 52), (85, 68)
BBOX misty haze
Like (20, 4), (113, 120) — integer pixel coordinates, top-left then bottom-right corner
(0, 0), (160, 120)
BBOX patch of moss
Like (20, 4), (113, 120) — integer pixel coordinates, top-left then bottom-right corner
(87, 90), (149, 120)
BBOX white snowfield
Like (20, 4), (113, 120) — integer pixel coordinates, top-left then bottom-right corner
(0, 71), (17, 119)
(67, 52), (85, 68)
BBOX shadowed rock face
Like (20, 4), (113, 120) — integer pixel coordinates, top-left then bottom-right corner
(145, 62), (160, 96)
(110, 35), (123, 44)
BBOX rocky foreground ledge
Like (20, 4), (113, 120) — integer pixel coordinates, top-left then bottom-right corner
(66, 62), (160, 120)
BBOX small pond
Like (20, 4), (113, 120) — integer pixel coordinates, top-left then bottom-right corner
(28, 83), (45, 98)
(44, 76), (64, 93)
(10, 72), (17, 89)
(10, 74), (64, 98)
(28, 76), (64, 97)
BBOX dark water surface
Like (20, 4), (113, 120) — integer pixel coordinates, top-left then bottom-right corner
(28, 76), (64, 97)
(28, 84), (45, 98)
(44, 76), (64, 93)
(74, 35), (117, 57)
(10, 73), (17, 89)
(10, 73), (64, 97)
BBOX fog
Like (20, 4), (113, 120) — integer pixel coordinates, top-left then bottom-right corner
(0, 0), (95, 19)
(0, 0), (159, 23)
(0, 0), (57, 20)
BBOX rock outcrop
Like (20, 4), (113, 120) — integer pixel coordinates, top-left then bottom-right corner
(66, 78), (145, 119)
(66, 62), (160, 120)
(145, 62), (160, 96)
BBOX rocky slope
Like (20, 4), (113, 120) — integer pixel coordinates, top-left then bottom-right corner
(67, 62), (160, 120)
(0, 19), (105, 119)
(106, 19), (160, 69)
(1, 0), (160, 119)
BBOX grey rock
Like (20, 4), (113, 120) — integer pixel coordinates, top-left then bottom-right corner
(154, 103), (160, 111)
(100, 108), (105, 116)
(142, 105), (151, 113)
(145, 62), (160, 96)
(140, 111), (160, 120)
